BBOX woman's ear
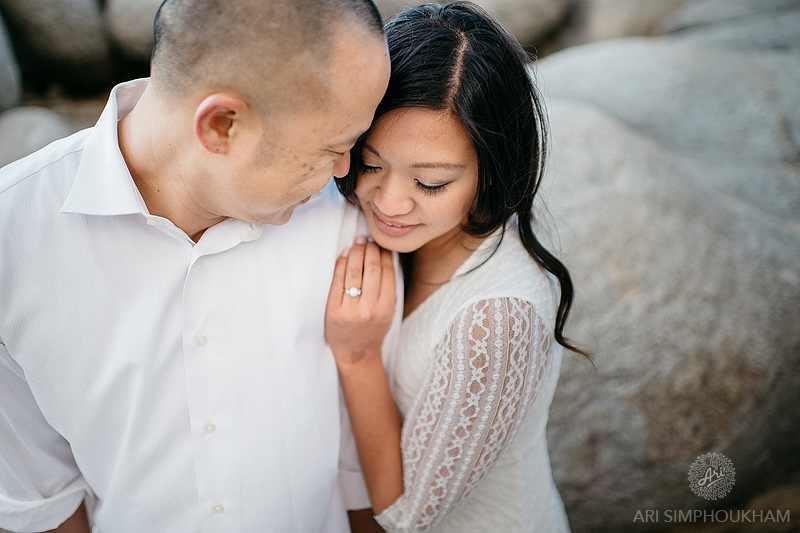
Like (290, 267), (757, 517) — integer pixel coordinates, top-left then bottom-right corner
(193, 93), (249, 155)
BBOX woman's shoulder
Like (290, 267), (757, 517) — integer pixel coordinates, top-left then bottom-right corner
(446, 228), (558, 327)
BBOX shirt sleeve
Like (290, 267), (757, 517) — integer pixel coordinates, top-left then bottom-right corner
(375, 297), (552, 533)
(0, 341), (90, 532)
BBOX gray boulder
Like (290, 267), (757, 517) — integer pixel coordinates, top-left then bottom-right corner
(547, 0), (693, 52)
(0, 107), (73, 168)
(373, 0), (570, 47)
(537, 3), (800, 531)
(666, 0), (800, 52)
(580, 0), (695, 40)
(105, 0), (163, 62)
(0, 0), (112, 89)
(0, 12), (20, 112)
(538, 41), (800, 222)
(668, 0), (800, 34)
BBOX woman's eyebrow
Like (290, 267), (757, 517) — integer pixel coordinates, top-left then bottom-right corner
(363, 143), (466, 171)
(363, 143), (381, 158)
(410, 162), (466, 171)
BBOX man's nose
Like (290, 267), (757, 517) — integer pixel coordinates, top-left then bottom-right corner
(332, 151), (350, 178)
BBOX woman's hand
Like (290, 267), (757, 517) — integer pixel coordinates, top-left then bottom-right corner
(325, 235), (396, 367)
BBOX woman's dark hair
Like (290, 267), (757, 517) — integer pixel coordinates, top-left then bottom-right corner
(337, 1), (588, 357)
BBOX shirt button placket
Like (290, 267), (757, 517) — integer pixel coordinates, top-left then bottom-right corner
(185, 257), (229, 527)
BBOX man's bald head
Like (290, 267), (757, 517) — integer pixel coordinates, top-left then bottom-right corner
(150, 0), (383, 114)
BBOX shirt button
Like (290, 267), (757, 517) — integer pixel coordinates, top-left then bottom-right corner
(213, 503), (224, 513)
(196, 335), (208, 347)
(146, 218), (160, 226)
(204, 423), (216, 434)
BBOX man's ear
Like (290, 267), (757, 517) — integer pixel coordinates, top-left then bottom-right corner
(193, 93), (249, 155)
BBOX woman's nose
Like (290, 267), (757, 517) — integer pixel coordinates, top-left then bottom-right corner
(373, 176), (413, 217)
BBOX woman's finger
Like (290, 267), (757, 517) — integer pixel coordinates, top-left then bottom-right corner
(379, 247), (396, 307)
(360, 240), (383, 304)
(343, 235), (367, 299)
(327, 249), (349, 308)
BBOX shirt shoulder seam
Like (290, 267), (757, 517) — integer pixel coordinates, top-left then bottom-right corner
(0, 145), (86, 197)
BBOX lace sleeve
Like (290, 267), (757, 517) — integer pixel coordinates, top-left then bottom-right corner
(375, 297), (552, 533)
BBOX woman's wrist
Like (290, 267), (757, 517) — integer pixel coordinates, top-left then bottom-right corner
(335, 349), (384, 373)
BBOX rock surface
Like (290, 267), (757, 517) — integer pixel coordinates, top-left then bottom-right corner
(0, 0), (112, 89)
(538, 2), (800, 531)
(0, 12), (20, 112)
(0, 107), (73, 168)
(546, 0), (694, 54)
(668, 0), (800, 33)
(373, 0), (570, 48)
(580, 0), (695, 40)
(105, 0), (163, 62)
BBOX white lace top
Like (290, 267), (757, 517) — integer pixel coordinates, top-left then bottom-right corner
(376, 225), (571, 533)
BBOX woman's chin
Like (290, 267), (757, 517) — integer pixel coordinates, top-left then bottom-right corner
(369, 232), (421, 254)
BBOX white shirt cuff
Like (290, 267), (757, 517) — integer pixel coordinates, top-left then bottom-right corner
(0, 475), (88, 533)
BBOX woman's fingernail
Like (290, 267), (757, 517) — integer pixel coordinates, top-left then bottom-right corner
(367, 235), (375, 242)
(341, 247), (351, 257)
(355, 235), (367, 244)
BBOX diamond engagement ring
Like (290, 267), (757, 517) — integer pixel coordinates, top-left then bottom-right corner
(344, 287), (362, 297)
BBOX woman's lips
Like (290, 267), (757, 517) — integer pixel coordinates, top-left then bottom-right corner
(372, 210), (417, 237)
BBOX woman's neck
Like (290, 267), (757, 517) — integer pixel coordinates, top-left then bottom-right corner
(403, 230), (485, 317)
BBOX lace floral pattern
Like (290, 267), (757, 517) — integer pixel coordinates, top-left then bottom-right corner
(376, 297), (551, 532)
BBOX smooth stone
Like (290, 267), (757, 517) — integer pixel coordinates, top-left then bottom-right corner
(0, 107), (74, 168)
(0, 0), (112, 89)
(0, 12), (21, 112)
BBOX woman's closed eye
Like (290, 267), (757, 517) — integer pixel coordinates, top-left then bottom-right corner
(415, 179), (448, 195)
(359, 159), (449, 195)
(360, 162), (382, 174)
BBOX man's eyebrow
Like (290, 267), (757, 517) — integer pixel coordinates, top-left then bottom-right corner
(362, 143), (466, 171)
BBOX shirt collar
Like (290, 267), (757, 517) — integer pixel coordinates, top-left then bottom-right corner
(61, 78), (152, 216)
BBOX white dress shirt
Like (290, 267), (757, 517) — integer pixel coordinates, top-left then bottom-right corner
(0, 79), (397, 533)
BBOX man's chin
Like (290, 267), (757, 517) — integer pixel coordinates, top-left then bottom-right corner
(253, 207), (295, 227)
(248, 196), (314, 226)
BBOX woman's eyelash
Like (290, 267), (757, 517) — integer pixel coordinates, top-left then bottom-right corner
(415, 179), (447, 195)
(360, 163), (381, 173)
(359, 164), (448, 195)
